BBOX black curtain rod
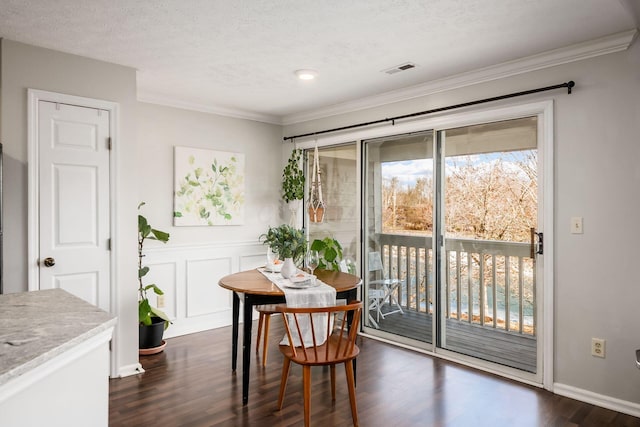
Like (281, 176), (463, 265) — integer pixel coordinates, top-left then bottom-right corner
(284, 80), (575, 141)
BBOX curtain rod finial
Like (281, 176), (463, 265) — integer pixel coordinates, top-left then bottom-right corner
(567, 81), (575, 94)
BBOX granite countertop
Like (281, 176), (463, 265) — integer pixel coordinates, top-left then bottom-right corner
(0, 288), (117, 386)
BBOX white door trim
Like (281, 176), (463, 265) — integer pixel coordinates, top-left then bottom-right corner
(27, 89), (120, 376)
(540, 100), (555, 391)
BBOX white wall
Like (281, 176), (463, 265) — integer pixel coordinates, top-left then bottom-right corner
(0, 39), (286, 377)
(0, 39), (140, 377)
(284, 46), (640, 407)
(136, 102), (283, 336)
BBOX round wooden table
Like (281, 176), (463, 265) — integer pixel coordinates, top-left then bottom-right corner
(219, 268), (361, 405)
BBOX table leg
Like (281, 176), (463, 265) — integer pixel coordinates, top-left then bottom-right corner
(242, 294), (253, 405)
(231, 292), (240, 372)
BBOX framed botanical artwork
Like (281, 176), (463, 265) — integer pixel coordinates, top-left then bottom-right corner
(173, 146), (245, 226)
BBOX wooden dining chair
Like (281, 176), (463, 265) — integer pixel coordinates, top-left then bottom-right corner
(255, 304), (279, 367)
(276, 301), (363, 427)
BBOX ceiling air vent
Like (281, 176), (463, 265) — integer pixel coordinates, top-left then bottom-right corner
(383, 62), (417, 75)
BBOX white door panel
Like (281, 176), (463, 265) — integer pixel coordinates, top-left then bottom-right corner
(54, 272), (99, 306)
(54, 164), (98, 246)
(38, 101), (110, 311)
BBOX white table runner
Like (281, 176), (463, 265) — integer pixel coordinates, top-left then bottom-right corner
(258, 268), (336, 347)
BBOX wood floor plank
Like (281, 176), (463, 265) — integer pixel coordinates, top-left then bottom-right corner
(109, 317), (640, 426)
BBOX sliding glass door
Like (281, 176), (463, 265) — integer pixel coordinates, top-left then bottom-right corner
(436, 117), (539, 372)
(363, 117), (541, 373)
(363, 131), (434, 345)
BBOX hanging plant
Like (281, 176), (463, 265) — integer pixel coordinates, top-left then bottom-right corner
(308, 145), (326, 223)
(282, 149), (305, 202)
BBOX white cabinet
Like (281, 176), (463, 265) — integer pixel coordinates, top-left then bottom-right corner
(0, 289), (116, 427)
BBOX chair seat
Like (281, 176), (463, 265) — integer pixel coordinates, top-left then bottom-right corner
(255, 304), (279, 314)
(279, 335), (360, 366)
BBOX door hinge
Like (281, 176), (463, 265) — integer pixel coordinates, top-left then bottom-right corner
(107, 137), (112, 150)
(107, 238), (111, 251)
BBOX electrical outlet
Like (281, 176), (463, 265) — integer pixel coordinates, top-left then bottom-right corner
(591, 338), (605, 358)
(157, 294), (165, 309)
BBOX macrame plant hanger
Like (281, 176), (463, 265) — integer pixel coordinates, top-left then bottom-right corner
(308, 143), (325, 223)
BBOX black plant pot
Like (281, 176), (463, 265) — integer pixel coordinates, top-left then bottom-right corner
(139, 316), (165, 349)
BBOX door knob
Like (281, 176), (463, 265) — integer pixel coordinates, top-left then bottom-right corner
(43, 257), (56, 267)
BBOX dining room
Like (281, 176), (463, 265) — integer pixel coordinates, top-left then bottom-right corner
(1, 1), (640, 426)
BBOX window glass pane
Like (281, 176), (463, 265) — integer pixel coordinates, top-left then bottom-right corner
(306, 143), (358, 266)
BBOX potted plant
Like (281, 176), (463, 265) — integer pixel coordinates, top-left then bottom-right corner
(282, 149), (305, 226)
(310, 237), (344, 271)
(138, 202), (171, 353)
(260, 224), (307, 278)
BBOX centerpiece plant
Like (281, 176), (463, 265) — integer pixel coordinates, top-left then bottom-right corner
(138, 202), (171, 350)
(260, 224), (307, 278)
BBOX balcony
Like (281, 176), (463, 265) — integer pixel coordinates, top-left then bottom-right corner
(369, 233), (537, 373)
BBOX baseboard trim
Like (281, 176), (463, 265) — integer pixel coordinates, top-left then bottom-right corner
(554, 383), (640, 418)
(116, 363), (145, 378)
(163, 315), (234, 339)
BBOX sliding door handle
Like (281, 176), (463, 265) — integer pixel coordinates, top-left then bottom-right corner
(530, 228), (543, 257)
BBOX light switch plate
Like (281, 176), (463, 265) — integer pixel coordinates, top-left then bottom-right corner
(571, 217), (583, 234)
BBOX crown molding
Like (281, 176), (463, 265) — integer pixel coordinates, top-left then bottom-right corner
(136, 30), (636, 127)
(282, 29), (637, 125)
(137, 90), (282, 125)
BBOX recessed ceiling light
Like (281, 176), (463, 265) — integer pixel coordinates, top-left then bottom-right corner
(295, 69), (318, 80)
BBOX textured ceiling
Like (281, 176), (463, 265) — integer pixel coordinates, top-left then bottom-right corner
(0, 0), (637, 123)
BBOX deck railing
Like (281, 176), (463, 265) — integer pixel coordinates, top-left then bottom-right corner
(376, 233), (535, 336)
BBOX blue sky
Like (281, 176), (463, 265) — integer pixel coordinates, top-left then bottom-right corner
(381, 150), (534, 188)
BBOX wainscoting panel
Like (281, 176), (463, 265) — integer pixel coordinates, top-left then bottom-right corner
(143, 241), (265, 339)
(240, 251), (267, 271)
(186, 257), (232, 317)
(144, 262), (177, 320)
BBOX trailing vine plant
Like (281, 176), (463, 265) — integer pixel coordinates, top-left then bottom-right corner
(282, 149), (305, 202)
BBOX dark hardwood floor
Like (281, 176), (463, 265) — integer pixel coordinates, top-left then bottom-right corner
(110, 316), (640, 427)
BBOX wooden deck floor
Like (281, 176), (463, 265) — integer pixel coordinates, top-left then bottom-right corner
(368, 307), (537, 372)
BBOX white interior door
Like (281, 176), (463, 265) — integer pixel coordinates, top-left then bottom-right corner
(37, 100), (111, 311)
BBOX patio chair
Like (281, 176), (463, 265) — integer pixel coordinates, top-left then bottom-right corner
(368, 251), (404, 323)
(276, 301), (362, 427)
